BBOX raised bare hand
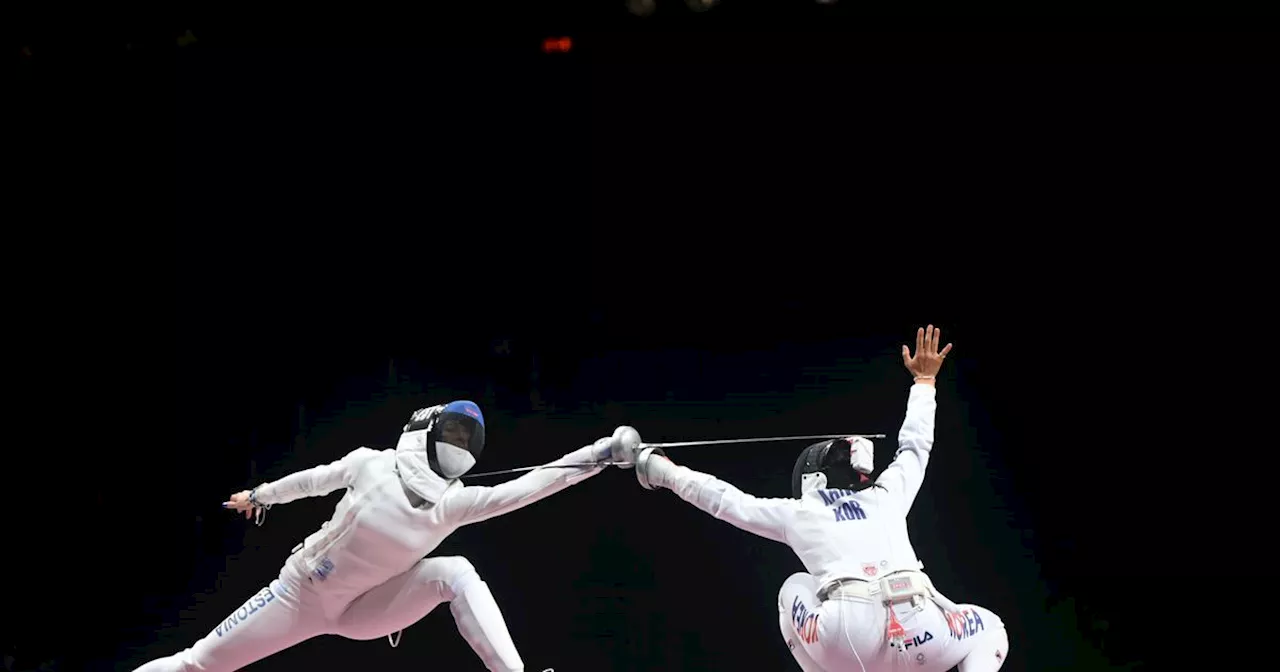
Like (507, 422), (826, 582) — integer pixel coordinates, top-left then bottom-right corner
(901, 324), (953, 382)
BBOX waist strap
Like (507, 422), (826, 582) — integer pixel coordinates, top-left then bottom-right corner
(818, 570), (949, 607)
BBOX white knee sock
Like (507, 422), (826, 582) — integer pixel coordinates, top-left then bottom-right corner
(450, 575), (525, 672)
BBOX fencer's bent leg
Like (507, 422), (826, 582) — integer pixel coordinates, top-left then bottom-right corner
(911, 603), (1007, 672)
(778, 586), (825, 671)
(778, 573), (836, 672)
(450, 569), (525, 672)
(955, 609), (1009, 672)
(132, 574), (324, 672)
(335, 556), (525, 672)
(334, 556), (459, 641)
(774, 571), (1008, 672)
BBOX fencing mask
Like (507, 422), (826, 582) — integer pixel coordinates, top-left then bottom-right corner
(400, 400), (487, 479)
(790, 436), (875, 498)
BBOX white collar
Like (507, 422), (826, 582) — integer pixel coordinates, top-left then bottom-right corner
(394, 429), (454, 504)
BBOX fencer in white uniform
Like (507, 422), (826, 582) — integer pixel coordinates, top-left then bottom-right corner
(134, 400), (636, 672)
(629, 327), (1010, 672)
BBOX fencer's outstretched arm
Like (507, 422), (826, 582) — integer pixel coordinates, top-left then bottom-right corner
(249, 447), (380, 506)
(443, 439), (613, 526)
(875, 325), (952, 514)
(641, 455), (797, 544)
(873, 383), (937, 514)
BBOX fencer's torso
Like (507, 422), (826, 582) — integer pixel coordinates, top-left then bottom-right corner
(288, 449), (463, 602)
(787, 485), (922, 586)
(255, 440), (608, 608)
(652, 383), (938, 589)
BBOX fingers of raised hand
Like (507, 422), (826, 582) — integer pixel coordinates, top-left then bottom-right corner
(928, 326), (952, 359)
(919, 325), (952, 359)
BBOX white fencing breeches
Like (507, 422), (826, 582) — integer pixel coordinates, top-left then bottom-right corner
(777, 572), (1009, 672)
(132, 556), (525, 672)
(338, 556), (525, 671)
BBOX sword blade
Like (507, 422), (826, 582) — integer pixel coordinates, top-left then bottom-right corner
(464, 461), (616, 479)
(462, 433), (885, 479)
(643, 433), (886, 448)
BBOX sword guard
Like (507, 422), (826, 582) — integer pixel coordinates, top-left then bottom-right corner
(636, 446), (668, 490)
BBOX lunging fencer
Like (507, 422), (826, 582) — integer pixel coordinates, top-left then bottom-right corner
(629, 326), (1010, 671)
(133, 400), (636, 672)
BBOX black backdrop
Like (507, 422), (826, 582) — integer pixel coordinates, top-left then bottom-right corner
(10, 23), (1266, 672)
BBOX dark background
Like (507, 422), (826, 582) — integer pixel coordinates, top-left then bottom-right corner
(11, 14), (1268, 672)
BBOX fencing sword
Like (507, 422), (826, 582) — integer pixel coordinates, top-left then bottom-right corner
(463, 432), (887, 479)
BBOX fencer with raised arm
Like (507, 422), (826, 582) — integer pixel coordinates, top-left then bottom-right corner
(133, 400), (635, 672)
(628, 327), (1009, 672)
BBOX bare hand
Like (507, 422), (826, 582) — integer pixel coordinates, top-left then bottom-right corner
(901, 324), (953, 381)
(223, 490), (257, 520)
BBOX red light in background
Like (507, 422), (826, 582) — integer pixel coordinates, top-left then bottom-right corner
(542, 37), (572, 53)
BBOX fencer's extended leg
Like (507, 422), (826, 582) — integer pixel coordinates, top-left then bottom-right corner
(132, 575), (324, 672)
(335, 556), (525, 672)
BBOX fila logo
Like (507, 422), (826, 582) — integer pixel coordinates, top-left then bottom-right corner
(903, 631), (934, 650)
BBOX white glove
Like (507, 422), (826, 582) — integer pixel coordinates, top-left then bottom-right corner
(589, 436), (616, 462)
(586, 426), (643, 468)
(635, 446), (669, 490)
